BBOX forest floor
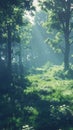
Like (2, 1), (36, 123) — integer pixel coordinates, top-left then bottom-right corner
(24, 64), (73, 130)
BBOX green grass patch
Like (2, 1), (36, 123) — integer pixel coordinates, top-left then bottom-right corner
(24, 64), (73, 130)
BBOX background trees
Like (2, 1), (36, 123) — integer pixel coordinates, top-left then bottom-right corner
(0, 0), (33, 130)
(0, 1), (73, 130)
(39, 0), (73, 70)
(0, 0), (33, 74)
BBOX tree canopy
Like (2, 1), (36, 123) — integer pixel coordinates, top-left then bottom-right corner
(0, 1), (34, 129)
(39, 0), (73, 70)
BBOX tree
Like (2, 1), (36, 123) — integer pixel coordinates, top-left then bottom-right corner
(0, 1), (34, 129)
(39, 0), (73, 70)
(0, 0), (34, 75)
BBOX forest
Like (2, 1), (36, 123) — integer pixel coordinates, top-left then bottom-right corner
(0, 0), (73, 130)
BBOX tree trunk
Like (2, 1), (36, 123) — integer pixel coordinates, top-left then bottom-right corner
(64, 33), (70, 70)
(63, 0), (71, 70)
(7, 24), (12, 78)
(19, 43), (23, 75)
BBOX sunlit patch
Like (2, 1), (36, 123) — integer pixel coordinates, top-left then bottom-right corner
(23, 0), (40, 25)
(1, 57), (5, 60)
(33, 0), (40, 11)
(25, 11), (35, 25)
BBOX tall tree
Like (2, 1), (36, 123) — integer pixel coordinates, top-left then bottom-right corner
(0, 1), (34, 129)
(0, 0), (34, 75)
(39, 0), (73, 70)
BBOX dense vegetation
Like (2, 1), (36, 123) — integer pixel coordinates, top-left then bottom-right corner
(24, 64), (73, 130)
(0, 0), (73, 130)
(0, 0), (33, 130)
(39, 0), (73, 70)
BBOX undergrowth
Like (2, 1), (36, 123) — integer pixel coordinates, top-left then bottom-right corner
(24, 64), (73, 130)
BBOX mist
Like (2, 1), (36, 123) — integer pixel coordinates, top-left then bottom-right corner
(0, 1), (73, 130)
(27, 11), (63, 69)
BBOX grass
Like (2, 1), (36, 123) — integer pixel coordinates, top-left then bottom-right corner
(24, 64), (73, 130)
(25, 64), (73, 109)
(25, 65), (73, 95)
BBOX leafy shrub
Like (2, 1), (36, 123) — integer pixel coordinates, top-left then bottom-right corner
(53, 66), (73, 79)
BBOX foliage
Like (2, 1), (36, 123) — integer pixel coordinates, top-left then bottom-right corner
(24, 64), (73, 130)
(0, 1), (34, 130)
(39, 0), (73, 70)
(1, 1), (73, 130)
